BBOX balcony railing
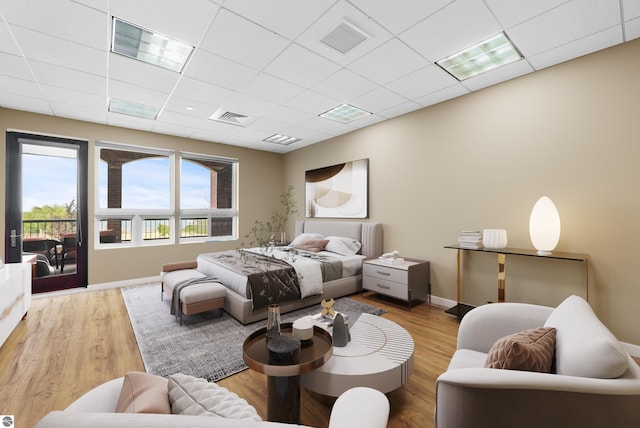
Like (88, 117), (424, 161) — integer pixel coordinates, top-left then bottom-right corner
(23, 219), (77, 239)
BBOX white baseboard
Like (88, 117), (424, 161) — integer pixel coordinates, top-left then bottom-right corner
(32, 275), (161, 300)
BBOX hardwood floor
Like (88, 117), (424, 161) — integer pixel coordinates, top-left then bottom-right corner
(0, 287), (460, 427)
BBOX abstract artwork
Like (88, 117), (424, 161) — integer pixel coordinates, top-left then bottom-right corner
(305, 159), (368, 218)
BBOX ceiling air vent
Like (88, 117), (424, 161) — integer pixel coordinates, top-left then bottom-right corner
(320, 21), (369, 54)
(209, 110), (251, 127)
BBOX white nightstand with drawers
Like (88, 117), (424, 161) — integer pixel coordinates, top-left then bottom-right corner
(362, 257), (430, 306)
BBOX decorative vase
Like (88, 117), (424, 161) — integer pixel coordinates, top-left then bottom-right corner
(483, 229), (508, 249)
(280, 231), (286, 245)
(266, 304), (281, 341)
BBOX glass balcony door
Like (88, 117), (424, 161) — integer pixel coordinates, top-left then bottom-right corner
(5, 131), (88, 293)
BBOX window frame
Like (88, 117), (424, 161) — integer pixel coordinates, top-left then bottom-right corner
(94, 142), (238, 249)
(178, 151), (238, 243)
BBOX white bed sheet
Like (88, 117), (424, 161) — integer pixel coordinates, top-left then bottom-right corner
(196, 248), (364, 301)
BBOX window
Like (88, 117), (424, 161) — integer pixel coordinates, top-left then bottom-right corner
(179, 153), (237, 242)
(95, 143), (237, 248)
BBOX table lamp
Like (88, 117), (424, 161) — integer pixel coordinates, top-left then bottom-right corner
(529, 196), (561, 255)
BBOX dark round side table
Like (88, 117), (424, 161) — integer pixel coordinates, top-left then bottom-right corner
(243, 322), (332, 423)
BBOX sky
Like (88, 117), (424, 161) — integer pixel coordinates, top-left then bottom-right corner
(22, 154), (210, 212)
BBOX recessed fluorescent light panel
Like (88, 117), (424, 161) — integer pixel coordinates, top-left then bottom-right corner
(436, 32), (523, 81)
(109, 98), (160, 120)
(111, 17), (194, 73)
(263, 134), (301, 145)
(320, 104), (372, 123)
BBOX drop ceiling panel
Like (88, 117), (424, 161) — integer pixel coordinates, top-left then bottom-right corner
(349, 0), (454, 34)
(163, 96), (221, 120)
(110, 0), (219, 45)
(0, 22), (22, 56)
(529, 26), (623, 70)
(171, 77), (236, 106)
(10, 26), (106, 75)
(378, 100), (423, 119)
(294, 0), (393, 66)
(286, 89), (341, 115)
(50, 103), (107, 123)
(1, 0), (107, 49)
(484, 0), (569, 29)
(0, 92), (53, 114)
(0, 75), (41, 98)
(624, 0), (640, 19)
(108, 80), (169, 107)
(239, 73), (306, 105)
(223, 0), (335, 40)
(156, 110), (206, 129)
(41, 85), (105, 110)
(387, 64), (457, 99)
(108, 54), (180, 93)
(0, 52), (33, 79)
(199, 9), (290, 70)
(509, 0), (621, 57)
(311, 69), (379, 102)
(30, 61), (106, 96)
(626, 18), (640, 40)
(415, 84), (470, 108)
(107, 112), (155, 131)
(265, 44), (341, 88)
(400, 0), (502, 62)
(351, 87), (408, 114)
(348, 38), (426, 85)
(183, 50), (258, 92)
(262, 105), (317, 126)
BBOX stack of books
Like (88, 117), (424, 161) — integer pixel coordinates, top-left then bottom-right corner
(458, 231), (483, 249)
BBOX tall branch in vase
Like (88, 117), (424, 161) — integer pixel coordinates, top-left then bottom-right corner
(241, 185), (299, 306)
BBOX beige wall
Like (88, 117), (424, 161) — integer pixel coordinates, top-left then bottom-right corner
(0, 109), (285, 284)
(283, 39), (640, 345)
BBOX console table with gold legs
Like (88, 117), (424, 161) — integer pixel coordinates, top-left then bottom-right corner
(444, 244), (589, 319)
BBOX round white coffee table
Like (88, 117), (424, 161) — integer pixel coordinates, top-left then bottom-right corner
(301, 313), (414, 397)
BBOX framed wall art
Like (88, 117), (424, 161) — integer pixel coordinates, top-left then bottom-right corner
(305, 158), (368, 218)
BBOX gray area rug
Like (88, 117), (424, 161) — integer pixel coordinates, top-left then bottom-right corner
(122, 283), (386, 382)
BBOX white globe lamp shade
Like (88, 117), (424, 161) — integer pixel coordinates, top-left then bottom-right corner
(529, 196), (561, 255)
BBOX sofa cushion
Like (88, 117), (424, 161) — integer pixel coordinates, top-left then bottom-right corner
(115, 371), (171, 414)
(168, 373), (261, 420)
(484, 327), (556, 372)
(544, 295), (628, 378)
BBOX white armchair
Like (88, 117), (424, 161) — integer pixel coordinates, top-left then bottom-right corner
(435, 296), (640, 428)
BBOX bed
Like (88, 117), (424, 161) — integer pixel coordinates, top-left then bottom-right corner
(196, 220), (383, 324)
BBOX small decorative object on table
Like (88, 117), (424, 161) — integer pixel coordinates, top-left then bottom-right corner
(378, 250), (405, 264)
(332, 313), (351, 347)
(482, 229), (508, 249)
(292, 316), (314, 347)
(266, 304), (281, 341)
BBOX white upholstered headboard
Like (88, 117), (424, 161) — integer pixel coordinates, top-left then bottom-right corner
(294, 220), (383, 258)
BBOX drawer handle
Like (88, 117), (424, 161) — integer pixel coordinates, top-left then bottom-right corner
(376, 284), (391, 290)
(376, 271), (391, 276)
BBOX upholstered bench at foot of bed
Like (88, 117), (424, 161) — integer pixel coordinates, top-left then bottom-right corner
(161, 262), (226, 325)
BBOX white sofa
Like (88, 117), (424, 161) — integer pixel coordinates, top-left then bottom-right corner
(435, 295), (640, 427)
(35, 372), (390, 428)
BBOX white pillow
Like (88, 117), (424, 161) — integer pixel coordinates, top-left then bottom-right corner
(324, 236), (362, 256)
(167, 373), (261, 420)
(290, 232), (324, 247)
(544, 295), (628, 379)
